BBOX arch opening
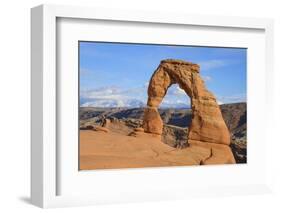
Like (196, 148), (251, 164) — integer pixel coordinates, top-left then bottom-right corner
(159, 84), (192, 148)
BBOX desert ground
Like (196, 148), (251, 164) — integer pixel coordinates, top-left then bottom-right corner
(79, 130), (235, 170)
(79, 103), (246, 170)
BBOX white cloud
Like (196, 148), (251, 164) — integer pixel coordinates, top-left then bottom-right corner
(198, 59), (226, 71)
(160, 98), (190, 108)
(166, 85), (186, 96)
(144, 81), (149, 87)
(217, 93), (246, 104)
(202, 75), (212, 82)
(161, 85), (190, 108)
(81, 84), (192, 108)
(81, 85), (245, 108)
(175, 86), (186, 95)
(81, 86), (123, 100)
(80, 68), (92, 75)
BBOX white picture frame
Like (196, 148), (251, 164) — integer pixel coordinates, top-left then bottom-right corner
(31, 4), (274, 208)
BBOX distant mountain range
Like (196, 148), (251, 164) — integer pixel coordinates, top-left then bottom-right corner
(80, 98), (145, 108)
(80, 98), (190, 108)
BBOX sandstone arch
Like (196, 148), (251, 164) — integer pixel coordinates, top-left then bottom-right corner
(143, 59), (230, 145)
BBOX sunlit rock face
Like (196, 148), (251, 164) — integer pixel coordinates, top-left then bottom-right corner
(143, 59), (231, 146)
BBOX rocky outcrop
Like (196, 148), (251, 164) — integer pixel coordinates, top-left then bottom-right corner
(95, 126), (109, 133)
(142, 107), (163, 135)
(80, 124), (109, 133)
(220, 103), (247, 163)
(143, 59), (230, 145)
(162, 125), (188, 148)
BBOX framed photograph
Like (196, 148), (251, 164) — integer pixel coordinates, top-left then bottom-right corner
(31, 4), (274, 208)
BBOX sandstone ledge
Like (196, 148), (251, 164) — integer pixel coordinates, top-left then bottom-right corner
(79, 130), (235, 170)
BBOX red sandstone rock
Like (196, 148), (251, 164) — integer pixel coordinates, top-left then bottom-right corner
(142, 107), (163, 135)
(188, 140), (236, 164)
(85, 125), (94, 130)
(134, 127), (144, 132)
(94, 126), (109, 133)
(143, 59), (231, 145)
(101, 118), (111, 128)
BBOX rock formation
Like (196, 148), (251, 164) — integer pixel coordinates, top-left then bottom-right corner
(143, 59), (231, 145)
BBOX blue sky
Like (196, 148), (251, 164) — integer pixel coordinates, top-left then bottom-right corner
(79, 41), (246, 108)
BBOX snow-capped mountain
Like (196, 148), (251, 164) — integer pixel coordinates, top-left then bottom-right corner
(80, 98), (191, 108)
(80, 98), (145, 108)
(80, 85), (191, 108)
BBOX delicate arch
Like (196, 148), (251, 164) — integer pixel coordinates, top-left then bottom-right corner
(143, 59), (230, 145)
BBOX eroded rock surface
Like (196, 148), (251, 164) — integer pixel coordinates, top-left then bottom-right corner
(143, 59), (230, 145)
(142, 107), (163, 135)
(143, 59), (235, 164)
